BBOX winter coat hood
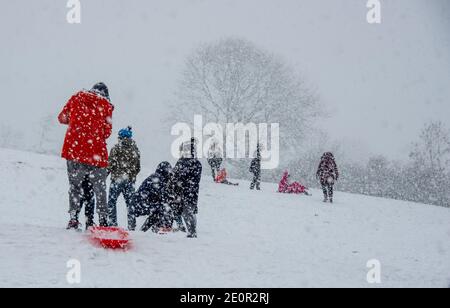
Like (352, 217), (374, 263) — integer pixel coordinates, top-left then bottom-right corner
(155, 161), (172, 182)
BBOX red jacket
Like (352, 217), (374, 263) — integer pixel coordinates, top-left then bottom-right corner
(58, 90), (114, 168)
(278, 171), (307, 194)
(215, 169), (227, 183)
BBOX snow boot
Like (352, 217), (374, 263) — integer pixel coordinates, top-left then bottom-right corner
(67, 219), (81, 230)
(85, 219), (95, 230)
(187, 233), (197, 238)
(158, 227), (172, 234)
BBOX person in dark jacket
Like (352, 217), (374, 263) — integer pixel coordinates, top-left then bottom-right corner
(249, 144), (262, 190)
(130, 161), (173, 232)
(316, 152), (339, 203)
(107, 127), (141, 229)
(207, 140), (223, 181)
(171, 138), (202, 238)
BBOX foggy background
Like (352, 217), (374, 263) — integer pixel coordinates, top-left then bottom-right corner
(0, 0), (449, 171)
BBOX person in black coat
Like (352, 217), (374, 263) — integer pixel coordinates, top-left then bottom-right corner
(249, 144), (262, 190)
(129, 161), (173, 232)
(316, 152), (339, 203)
(171, 138), (202, 238)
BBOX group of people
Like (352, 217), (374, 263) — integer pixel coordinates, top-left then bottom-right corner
(276, 153), (339, 203)
(59, 83), (339, 238)
(206, 141), (262, 189)
(58, 83), (201, 237)
(206, 139), (339, 203)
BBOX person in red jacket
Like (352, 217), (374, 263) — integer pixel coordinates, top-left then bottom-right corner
(278, 171), (310, 195)
(58, 82), (114, 229)
(215, 168), (239, 186)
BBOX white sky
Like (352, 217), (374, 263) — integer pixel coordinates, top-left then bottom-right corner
(0, 0), (449, 167)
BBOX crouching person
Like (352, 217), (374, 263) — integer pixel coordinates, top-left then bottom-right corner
(130, 162), (173, 232)
(172, 138), (202, 238)
(107, 127), (141, 229)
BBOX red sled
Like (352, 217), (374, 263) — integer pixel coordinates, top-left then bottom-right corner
(89, 226), (130, 249)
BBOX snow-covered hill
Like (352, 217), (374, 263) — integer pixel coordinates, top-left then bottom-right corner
(0, 148), (449, 288)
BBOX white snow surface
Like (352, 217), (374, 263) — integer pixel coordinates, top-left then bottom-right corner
(0, 148), (449, 288)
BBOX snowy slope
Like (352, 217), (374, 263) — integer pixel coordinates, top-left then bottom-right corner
(0, 148), (449, 288)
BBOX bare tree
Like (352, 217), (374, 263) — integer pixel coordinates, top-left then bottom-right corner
(407, 121), (450, 207)
(0, 124), (23, 150)
(172, 38), (321, 152)
(410, 121), (450, 173)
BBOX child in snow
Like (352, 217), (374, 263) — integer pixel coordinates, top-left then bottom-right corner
(278, 171), (310, 195)
(316, 152), (339, 203)
(107, 127), (141, 229)
(215, 168), (239, 186)
(131, 162), (173, 233)
(207, 140), (223, 181)
(249, 144), (262, 190)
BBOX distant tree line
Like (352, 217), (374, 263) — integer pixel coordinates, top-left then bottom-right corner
(283, 121), (450, 208)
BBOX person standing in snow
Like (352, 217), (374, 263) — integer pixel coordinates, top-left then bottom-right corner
(107, 126), (141, 229)
(207, 140), (223, 181)
(58, 82), (114, 229)
(130, 161), (173, 232)
(249, 144), (262, 190)
(172, 137), (202, 238)
(316, 152), (339, 203)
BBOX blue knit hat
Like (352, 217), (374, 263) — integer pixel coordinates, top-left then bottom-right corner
(118, 126), (133, 139)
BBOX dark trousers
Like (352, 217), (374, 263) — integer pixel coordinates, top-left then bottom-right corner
(322, 183), (334, 200)
(250, 173), (261, 190)
(108, 180), (135, 229)
(136, 202), (174, 232)
(67, 161), (108, 223)
(78, 178), (95, 222)
(182, 207), (197, 237)
(172, 204), (185, 229)
(208, 158), (222, 180)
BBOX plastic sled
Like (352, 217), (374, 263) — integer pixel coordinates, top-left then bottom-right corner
(89, 226), (130, 249)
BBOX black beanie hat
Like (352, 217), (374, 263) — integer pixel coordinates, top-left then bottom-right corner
(91, 82), (110, 101)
